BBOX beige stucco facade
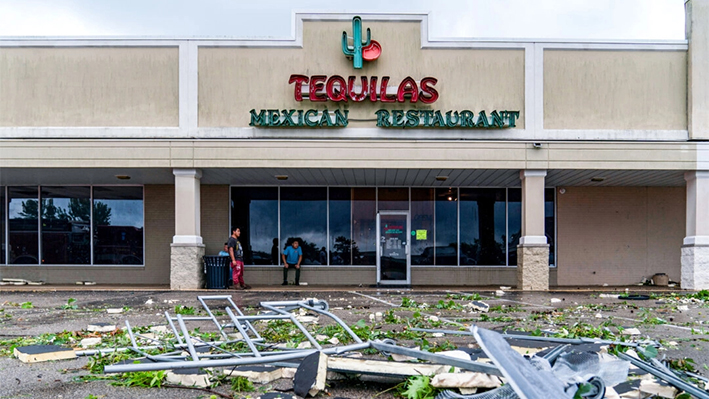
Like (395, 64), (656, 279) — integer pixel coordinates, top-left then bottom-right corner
(544, 50), (687, 130)
(2, 6), (709, 289)
(0, 47), (179, 127)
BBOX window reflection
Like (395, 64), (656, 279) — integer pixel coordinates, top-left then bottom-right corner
(42, 186), (91, 264)
(411, 188), (434, 265)
(460, 188), (506, 266)
(0, 187), (5, 264)
(435, 188), (458, 265)
(329, 188), (351, 265)
(378, 187), (408, 211)
(352, 188), (376, 265)
(280, 187), (327, 265)
(508, 189), (521, 266)
(8, 187), (39, 265)
(231, 187), (278, 265)
(93, 186), (144, 265)
(546, 188), (555, 266)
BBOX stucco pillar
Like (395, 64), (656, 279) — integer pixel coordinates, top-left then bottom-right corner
(682, 171), (709, 289)
(170, 169), (205, 290)
(687, 0), (709, 140)
(517, 170), (549, 291)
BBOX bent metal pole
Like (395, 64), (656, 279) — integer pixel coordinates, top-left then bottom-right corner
(104, 342), (372, 374)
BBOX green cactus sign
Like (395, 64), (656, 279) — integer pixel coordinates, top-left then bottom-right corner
(342, 16), (381, 69)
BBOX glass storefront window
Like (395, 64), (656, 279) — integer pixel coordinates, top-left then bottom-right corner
(435, 188), (458, 265)
(231, 187), (278, 265)
(508, 188), (521, 266)
(460, 188), (506, 266)
(352, 188), (376, 265)
(93, 186), (144, 265)
(0, 187), (5, 264)
(546, 188), (556, 266)
(8, 187), (39, 264)
(280, 187), (327, 265)
(378, 187), (408, 211)
(329, 187), (351, 265)
(41, 186), (91, 264)
(411, 188), (434, 265)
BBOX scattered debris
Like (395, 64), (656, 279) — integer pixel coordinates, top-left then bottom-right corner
(6, 292), (708, 399)
(165, 368), (210, 388)
(470, 300), (490, 313)
(80, 337), (102, 348)
(2, 278), (45, 286)
(14, 345), (76, 363)
(87, 322), (116, 332)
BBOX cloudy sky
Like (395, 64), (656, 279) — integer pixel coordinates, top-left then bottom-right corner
(0, 0), (686, 40)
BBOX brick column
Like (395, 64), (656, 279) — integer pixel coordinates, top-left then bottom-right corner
(682, 171), (709, 289)
(170, 169), (205, 290)
(517, 170), (550, 291)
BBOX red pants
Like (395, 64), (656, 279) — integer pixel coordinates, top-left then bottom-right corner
(231, 260), (244, 286)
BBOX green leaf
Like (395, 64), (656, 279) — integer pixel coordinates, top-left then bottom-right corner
(20, 302), (33, 309)
(403, 376), (429, 399)
(639, 345), (658, 359)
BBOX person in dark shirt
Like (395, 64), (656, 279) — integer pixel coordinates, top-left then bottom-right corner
(227, 226), (251, 290)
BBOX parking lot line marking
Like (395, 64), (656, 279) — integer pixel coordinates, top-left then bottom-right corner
(613, 316), (696, 332)
(448, 290), (555, 309)
(349, 291), (463, 327)
(349, 291), (399, 307)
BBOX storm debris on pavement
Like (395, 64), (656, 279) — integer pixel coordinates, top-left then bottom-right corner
(14, 344), (77, 363)
(4, 290), (709, 399)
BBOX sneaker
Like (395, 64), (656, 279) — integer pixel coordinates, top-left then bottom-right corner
(281, 281), (288, 286)
(232, 285), (245, 290)
(243, 284), (252, 289)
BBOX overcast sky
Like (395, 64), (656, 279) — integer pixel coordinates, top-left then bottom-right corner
(0, 0), (686, 40)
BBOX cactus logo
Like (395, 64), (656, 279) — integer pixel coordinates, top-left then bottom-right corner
(341, 16), (381, 69)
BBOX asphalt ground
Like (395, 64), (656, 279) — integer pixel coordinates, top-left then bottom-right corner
(0, 285), (707, 399)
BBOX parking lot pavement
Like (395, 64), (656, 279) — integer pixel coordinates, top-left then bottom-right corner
(0, 286), (707, 398)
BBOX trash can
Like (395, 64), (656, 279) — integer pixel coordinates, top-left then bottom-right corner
(203, 256), (230, 289)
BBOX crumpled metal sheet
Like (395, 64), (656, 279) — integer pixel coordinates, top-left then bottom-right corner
(472, 326), (571, 399)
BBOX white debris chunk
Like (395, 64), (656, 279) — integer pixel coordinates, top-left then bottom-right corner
(639, 378), (678, 398)
(149, 325), (168, 334)
(145, 299), (154, 305)
(106, 308), (123, 314)
(315, 334), (329, 342)
(431, 373), (502, 389)
(87, 323), (116, 332)
(296, 341), (312, 349)
(470, 301), (489, 312)
(677, 305), (689, 312)
(550, 298), (562, 303)
(599, 294), (619, 299)
(165, 370), (210, 388)
(375, 312), (383, 321)
(622, 328), (642, 336)
(80, 337), (102, 348)
(495, 290), (505, 297)
(328, 337), (340, 345)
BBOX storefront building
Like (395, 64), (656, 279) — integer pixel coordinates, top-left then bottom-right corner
(2, 3), (709, 290)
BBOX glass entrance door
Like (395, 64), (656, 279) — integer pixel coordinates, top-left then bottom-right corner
(377, 212), (410, 285)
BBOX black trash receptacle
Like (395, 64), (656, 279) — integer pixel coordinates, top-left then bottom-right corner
(203, 255), (230, 289)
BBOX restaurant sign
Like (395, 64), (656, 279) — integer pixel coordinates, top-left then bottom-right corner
(248, 16), (520, 129)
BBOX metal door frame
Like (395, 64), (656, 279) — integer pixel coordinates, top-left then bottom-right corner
(376, 211), (411, 285)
